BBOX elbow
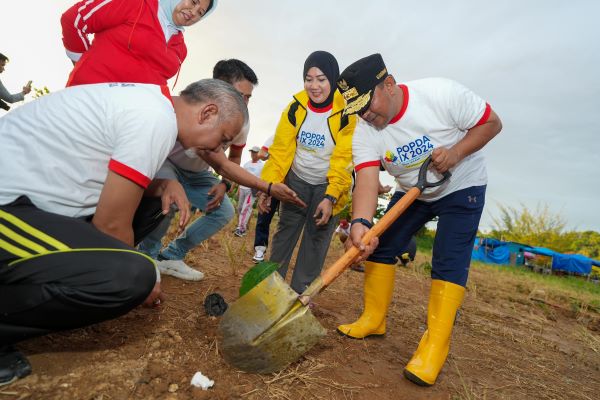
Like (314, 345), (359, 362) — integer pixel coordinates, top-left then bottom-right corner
(494, 116), (502, 136)
(489, 110), (503, 136)
(60, 8), (75, 30)
(491, 119), (503, 139)
(199, 151), (224, 175)
(211, 164), (224, 176)
(93, 220), (132, 246)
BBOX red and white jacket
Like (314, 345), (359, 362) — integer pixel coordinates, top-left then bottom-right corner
(61, 0), (186, 90)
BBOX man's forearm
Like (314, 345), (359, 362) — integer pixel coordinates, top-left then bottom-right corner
(220, 162), (269, 192)
(0, 81), (24, 103)
(201, 149), (269, 192)
(352, 168), (380, 221)
(228, 154), (242, 165)
(452, 111), (502, 161)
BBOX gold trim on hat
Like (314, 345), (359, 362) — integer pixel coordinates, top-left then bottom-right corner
(376, 67), (388, 80)
(342, 87), (359, 101)
(338, 79), (349, 91)
(343, 90), (372, 116)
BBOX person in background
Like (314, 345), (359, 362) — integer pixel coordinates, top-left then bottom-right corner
(0, 53), (31, 111)
(234, 146), (264, 237)
(335, 219), (351, 240)
(61, 0), (217, 92)
(138, 60), (304, 280)
(137, 59), (257, 280)
(257, 136), (274, 162)
(0, 78), (247, 386)
(259, 50), (357, 294)
(336, 53), (502, 386)
(252, 135), (279, 262)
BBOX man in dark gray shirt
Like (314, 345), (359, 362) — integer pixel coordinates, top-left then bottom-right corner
(0, 53), (31, 111)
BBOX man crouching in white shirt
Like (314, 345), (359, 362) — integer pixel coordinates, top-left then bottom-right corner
(0, 79), (247, 386)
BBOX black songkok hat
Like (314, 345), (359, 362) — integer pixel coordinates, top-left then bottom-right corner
(337, 53), (389, 116)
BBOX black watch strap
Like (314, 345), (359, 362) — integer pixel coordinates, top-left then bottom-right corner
(351, 218), (373, 229)
(220, 179), (232, 191)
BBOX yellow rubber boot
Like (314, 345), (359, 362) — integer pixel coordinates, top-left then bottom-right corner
(404, 279), (465, 386)
(337, 262), (395, 339)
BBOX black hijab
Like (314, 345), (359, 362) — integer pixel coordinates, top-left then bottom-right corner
(303, 50), (339, 108)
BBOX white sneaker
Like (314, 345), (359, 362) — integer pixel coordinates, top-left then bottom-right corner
(253, 246), (266, 263)
(157, 259), (204, 281)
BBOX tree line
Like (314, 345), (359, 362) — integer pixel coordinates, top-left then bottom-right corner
(487, 203), (600, 259)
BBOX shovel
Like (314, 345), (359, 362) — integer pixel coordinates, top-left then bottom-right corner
(218, 155), (450, 374)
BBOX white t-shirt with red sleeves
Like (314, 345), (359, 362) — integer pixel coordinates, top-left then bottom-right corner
(353, 78), (492, 202)
(261, 134), (275, 154)
(291, 102), (335, 185)
(0, 83), (177, 217)
(166, 123), (248, 173)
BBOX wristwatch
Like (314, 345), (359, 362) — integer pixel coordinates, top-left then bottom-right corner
(220, 179), (232, 191)
(324, 194), (337, 205)
(351, 218), (373, 229)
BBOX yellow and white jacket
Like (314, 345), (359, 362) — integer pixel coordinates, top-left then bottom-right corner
(261, 89), (356, 215)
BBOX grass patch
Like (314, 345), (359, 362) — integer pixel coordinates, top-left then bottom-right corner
(416, 233), (434, 252)
(470, 261), (600, 310)
(415, 246), (600, 311)
(471, 262), (600, 297)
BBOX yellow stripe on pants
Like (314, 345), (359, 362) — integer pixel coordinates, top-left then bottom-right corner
(0, 223), (51, 254)
(0, 238), (33, 258)
(0, 210), (69, 251)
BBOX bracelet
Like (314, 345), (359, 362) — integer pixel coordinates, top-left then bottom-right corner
(351, 218), (373, 229)
(220, 179), (232, 191)
(267, 182), (273, 196)
(323, 194), (337, 205)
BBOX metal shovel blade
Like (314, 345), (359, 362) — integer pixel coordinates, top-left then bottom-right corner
(218, 272), (326, 374)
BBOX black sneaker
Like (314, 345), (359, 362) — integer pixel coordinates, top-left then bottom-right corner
(233, 229), (245, 237)
(0, 346), (32, 386)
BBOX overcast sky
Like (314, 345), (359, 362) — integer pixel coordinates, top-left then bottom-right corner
(2, 0), (599, 232)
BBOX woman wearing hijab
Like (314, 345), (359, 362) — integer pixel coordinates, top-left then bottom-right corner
(61, 0), (217, 91)
(259, 51), (357, 294)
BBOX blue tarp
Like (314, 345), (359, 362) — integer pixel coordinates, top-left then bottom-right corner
(472, 238), (595, 275)
(551, 253), (592, 275)
(527, 246), (556, 257)
(471, 238), (510, 264)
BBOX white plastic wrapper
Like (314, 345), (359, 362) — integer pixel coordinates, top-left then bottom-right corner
(190, 372), (214, 390)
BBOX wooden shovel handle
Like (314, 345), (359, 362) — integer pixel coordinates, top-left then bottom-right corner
(320, 186), (421, 287)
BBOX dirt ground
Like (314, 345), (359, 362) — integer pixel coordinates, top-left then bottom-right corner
(3, 217), (599, 400)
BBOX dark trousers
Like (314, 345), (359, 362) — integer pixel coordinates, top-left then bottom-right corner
(0, 196), (162, 345)
(370, 186), (486, 286)
(253, 198), (280, 248)
(270, 171), (338, 293)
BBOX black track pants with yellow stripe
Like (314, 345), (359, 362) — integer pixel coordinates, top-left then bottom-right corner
(0, 196), (163, 345)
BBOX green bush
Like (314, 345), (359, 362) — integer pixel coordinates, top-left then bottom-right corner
(416, 225), (435, 252)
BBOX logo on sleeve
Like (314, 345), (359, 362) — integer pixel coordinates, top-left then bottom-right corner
(396, 135), (434, 166)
